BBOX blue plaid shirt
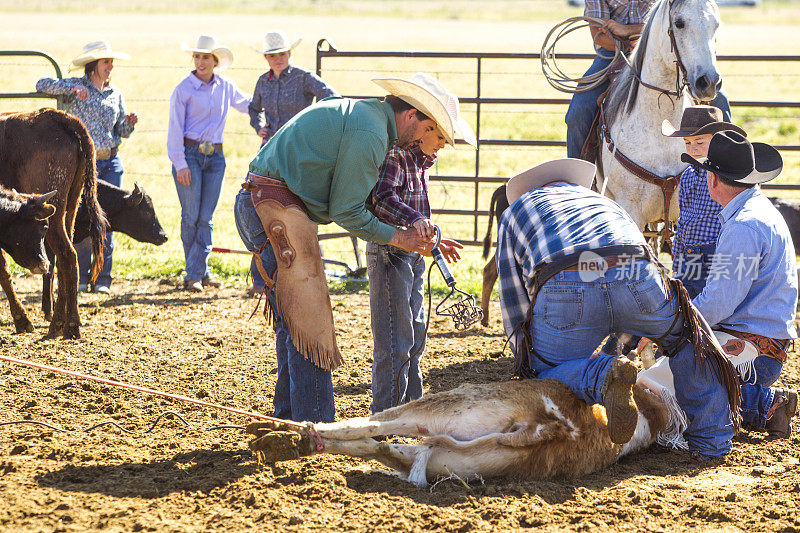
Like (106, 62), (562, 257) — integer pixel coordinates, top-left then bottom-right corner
(672, 165), (722, 257)
(248, 65), (338, 140)
(497, 183), (646, 351)
(584, 0), (654, 24)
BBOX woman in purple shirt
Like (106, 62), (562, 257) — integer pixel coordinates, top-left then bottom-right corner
(167, 35), (251, 293)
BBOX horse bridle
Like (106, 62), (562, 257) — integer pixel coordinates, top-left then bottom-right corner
(627, 0), (690, 101)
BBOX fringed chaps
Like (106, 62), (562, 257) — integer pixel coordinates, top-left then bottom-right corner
(246, 175), (344, 372)
(656, 278), (742, 433)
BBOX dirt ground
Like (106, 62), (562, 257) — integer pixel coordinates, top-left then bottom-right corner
(0, 276), (798, 532)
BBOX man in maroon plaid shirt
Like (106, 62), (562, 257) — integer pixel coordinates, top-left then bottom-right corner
(366, 126), (464, 414)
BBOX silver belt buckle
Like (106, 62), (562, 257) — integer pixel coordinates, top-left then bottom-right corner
(198, 141), (215, 156)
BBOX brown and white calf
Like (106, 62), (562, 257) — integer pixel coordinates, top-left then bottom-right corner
(247, 378), (672, 486)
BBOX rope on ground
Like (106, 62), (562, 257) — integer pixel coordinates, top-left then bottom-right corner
(541, 16), (625, 94)
(0, 411), (246, 436)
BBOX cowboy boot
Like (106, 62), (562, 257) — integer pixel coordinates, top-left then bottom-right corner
(766, 388), (798, 440)
(603, 356), (639, 444)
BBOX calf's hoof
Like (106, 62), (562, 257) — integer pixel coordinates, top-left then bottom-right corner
(248, 430), (314, 462)
(13, 316), (34, 334)
(604, 356), (639, 444)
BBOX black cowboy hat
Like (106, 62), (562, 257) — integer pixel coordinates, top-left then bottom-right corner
(681, 130), (782, 184)
(662, 105), (745, 138)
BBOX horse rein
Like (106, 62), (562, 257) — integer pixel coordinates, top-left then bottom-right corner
(620, 0), (690, 103)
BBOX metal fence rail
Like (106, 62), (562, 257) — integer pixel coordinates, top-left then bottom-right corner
(0, 50), (63, 109)
(316, 40), (800, 246)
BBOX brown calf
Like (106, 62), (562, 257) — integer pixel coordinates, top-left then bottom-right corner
(0, 109), (106, 339)
(0, 187), (57, 332)
(247, 378), (671, 486)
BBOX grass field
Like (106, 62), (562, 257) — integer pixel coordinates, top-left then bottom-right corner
(1, 0), (799, 297)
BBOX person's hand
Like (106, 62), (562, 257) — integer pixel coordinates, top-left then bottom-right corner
(126, 112), (138, 125)
(412, 218), (435, 240)
(176, 167), (191, 186)
(74, 85), (89, 100)
(388, 227), (434, 255)
(258, 127), (268, 138)
(437, 238), (463, 263)
(605, 20), (641, 39)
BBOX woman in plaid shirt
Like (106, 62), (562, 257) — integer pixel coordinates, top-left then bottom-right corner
(366, 126), (462, 414)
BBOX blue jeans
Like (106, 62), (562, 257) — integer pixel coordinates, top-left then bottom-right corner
(172, 146), (226, 282)
(740, 355), (783, 428)
(565, 50), (615, 158)
(528, 260), (733, 457)
(250, 256), (266, 289)
(77, 155), (123, 287)
(233, 188), (335, 423)
(673, 242), (716, 299)
(366, 242), (426, 414)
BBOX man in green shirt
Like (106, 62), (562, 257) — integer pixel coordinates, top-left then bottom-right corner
(236, 73), (471, 422)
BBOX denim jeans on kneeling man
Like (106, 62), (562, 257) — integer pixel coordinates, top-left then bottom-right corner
(740, 355), (784, 428)
(233, 188), (335, 423)
(367, 242), (426, 414)
(528, 259), (734, 458)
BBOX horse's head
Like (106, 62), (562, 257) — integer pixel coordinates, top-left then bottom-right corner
(668, 0), (723, 101)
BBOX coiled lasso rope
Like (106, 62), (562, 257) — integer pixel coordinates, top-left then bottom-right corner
(541, 16), (631, 94)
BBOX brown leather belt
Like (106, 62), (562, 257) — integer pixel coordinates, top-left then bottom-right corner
(184, 138), (223, 155)
(242, 172), (306, 213)
(96, 146), (118, 161)
(512, 243), (659, 378)
(563, 255), (636, 271)
(717, 326), (789, 363)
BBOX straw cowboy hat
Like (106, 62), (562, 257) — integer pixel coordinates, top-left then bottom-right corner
(182, 35), (233, 71)
(662, 105), (745, 138)
(372, 72), (477, 148)
(71, 40), (130, 67)
(681, 130), (782, 185)
(254, 30), (301, 54)
(506, 158), (596, 204)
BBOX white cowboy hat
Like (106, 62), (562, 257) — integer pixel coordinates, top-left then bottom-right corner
(372, 72), (477, 149)
(506, 158), (596, 204)
(254, 30), (302, 54)
(71, 40), (130, 67)
(181, 35), (233, 71)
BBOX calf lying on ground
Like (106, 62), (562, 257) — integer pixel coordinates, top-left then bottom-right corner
(247, 377), (673, 486)
(41, 181), (168, 319)
(0, 187), (57, 333)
